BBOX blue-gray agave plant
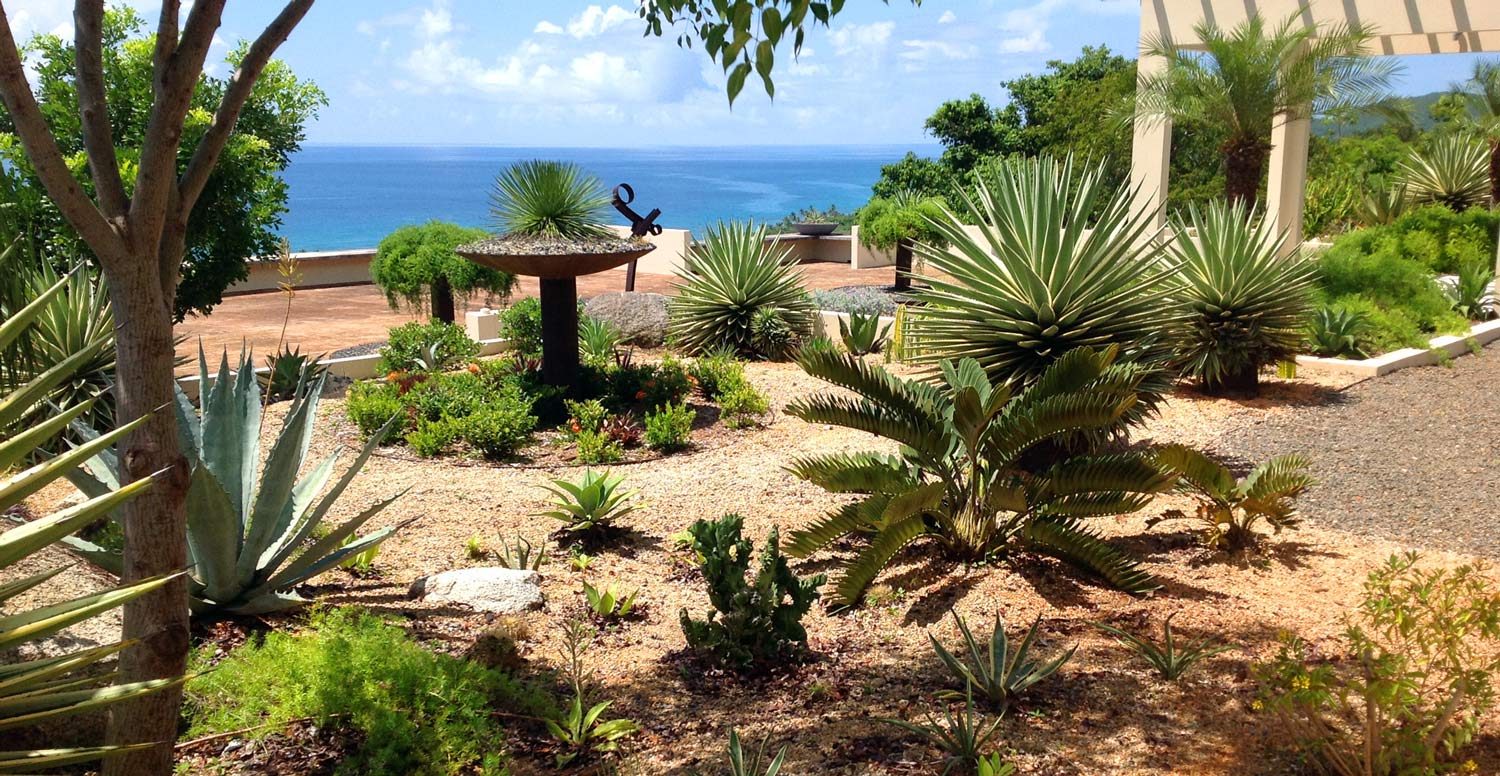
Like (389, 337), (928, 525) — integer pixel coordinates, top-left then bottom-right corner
(65, 348), (408, 615)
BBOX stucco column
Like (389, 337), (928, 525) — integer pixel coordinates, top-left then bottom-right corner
(1130, 53), (1173, 229)
(1266, 109), (1311, 255)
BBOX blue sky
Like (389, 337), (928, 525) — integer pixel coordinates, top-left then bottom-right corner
(6, 1), (1496, 146)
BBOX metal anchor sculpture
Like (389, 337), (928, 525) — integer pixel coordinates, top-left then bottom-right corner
(612, 183), (662, 292)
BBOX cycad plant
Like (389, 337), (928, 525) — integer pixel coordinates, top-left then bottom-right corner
(1150, 445), (1314, 551)
(907, 155), (1177, 436)
(669, 221), (814, 359)
(0, 280), (184, 771)
(1399, 134), (1491, 212)
(1136, 9), (1395, 206)
(1168, 201), (1317, 396)
(489, 159), (611, 239)
(66, 348), (409, 615)
(785, 347), (1174, 606)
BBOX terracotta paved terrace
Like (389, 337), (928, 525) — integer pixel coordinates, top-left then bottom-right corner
(173, 261), (896, 373)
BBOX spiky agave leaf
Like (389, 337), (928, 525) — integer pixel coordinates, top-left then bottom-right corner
(905, 156), (1179, 410)
(1168, 201), (1316, 392)
(488, 159), (611, 239)
(1399, 134), (1490, 212)
(669, 221), (814, 358)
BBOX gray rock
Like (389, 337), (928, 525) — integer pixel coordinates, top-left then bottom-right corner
(583, 291), (670, 347)
(408, 568), (544, 613)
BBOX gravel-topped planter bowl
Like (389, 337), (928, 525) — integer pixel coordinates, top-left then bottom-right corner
(792, 222), (838, 237)
(456, 233), (656, 392)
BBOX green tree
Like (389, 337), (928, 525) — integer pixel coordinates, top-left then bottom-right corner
(1451, 59), (1500, 205)
(371, 221), (515, 324)
(1137, 10), (1396, 207)
(855, 191), (948, 291)
(0, 8), (325, 321)
(871, 151), (952, 200)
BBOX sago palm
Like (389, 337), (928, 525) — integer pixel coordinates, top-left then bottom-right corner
(669, 221), (814, 358)
(784, 346), (1174, 606)
(0, 274), (183, 771)
(1453, 59), (1500, 204)
(1168, 201), (1316, 395)
(1150, 445), (1313, 550)
(907, 155), (1178, 438)
(1137, 10), (1396, 207)
(1398, 134), (1491, 212)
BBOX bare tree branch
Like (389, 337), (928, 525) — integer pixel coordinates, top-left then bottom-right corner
(74, 0), (130, 220)
(0, 1), (123, 259)
(177, 0), (315, 212)
(152, 0), (179, 88)
(129, 0), (226, 250)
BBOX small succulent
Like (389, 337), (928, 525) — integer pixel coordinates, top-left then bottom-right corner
(1094, 614), (1236, 681)
(838, 311), (891, 355)
(583, 581), (639, 619)
(1306, 306), (1369, 359)
(537, 469), (640, 537)
(261, 345), (328, 402)
(929, 610), (1075, 710)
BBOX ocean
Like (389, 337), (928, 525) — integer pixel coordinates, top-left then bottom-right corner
(277, 144), (937, 252)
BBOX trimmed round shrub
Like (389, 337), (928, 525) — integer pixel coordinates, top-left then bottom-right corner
(377, 320), (480, 375)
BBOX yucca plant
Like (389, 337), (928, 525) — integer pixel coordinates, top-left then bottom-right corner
(1352, 182), (1408, 227)
(1399, 134), (1491, 212)
(65, 347), (410, 615)
(669, 221), (815, 359)
(1444, 259), (1497, 321)
(1168, 201), (1317, 396)
(1095, 615), (1236, 681)
(1150, 445), (1314, 551)
(0, 280), (184, 771)
(877, 689), (1005, 776)
(260, 345), (328, 403)
(579, 316), (622, 367)
(489, 159), (611, 239)
(1306, 306), (1369, 359)
(785, 346), (1175, 606)
(929, 610), (1075, 711)
(838, 311), (891, 355)
(907, 156), (1177, 434)
(691, 728), (788, 776)
(537, 469), (639, 538)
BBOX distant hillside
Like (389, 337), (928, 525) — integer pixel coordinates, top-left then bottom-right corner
(1313, 90), (1451, 137)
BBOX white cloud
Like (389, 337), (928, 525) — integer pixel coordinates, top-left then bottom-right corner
(534, 20), (564, 35)
(828, 21), (894, 56)
(999, 30), (1049, 54)
(900, 39), (974, 67)
(419, 3), (454, 39)
(565, 5), (635, 39)
(938, 10), (956, 24)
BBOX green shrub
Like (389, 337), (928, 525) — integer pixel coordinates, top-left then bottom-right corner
(718, 378), (770, 429)
(575, 428), (624, 464)
(689, 349), (747, 400)
(565, 398), (609, 435)
(371, 221), (514, 321)
(644, 403), (695, 451)
(406, 417), (460, 458)
(187, 607), (550, 776)
(1317, 242), (1468, 350)
(679, 513), (825, 668)
(500, 297), (544, 357)
(459, 402), (537, 459)
(378, 319), (480, 374)
(1255, 553), (1500, 775)
(347, 380), (409, 441)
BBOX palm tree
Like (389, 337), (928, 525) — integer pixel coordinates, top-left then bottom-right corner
(1137, 10), (1397, 207)
(1453, 59), (1500, 205)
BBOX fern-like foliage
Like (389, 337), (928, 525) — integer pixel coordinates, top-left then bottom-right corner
(1150, 445), (1314, 550)
(785, 346), (1174, 605)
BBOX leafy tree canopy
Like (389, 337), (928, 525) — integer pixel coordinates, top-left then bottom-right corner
(0, 7), (325, 321)
(371, 221), (516, 316)
(855, 192), (948, 250)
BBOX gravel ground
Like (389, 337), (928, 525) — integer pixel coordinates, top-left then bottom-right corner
(1218, 342), (1500, 560)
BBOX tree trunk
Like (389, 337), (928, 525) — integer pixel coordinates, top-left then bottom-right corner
(1223, 136), (1271, 210)
(431, 275), (455, 324)
(894, 241), (913, 292)
(101, 254), (191, 776)
(1210, 361), (1261, 398)
(1488, 139), (1500, 209)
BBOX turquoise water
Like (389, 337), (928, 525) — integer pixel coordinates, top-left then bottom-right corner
(277, 144), (935, 252)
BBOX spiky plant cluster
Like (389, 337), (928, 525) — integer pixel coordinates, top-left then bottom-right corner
(1167, 201), (1317, 395)
(489, 159), (612, 239)
(785, 346), (1175, 606)
(906, 156), (1177, 436)
(669, 221), (814, 359)
(1399, 134), (1490, 212)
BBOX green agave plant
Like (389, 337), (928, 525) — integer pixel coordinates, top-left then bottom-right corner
(1399, 134), (1490, 212)
(489, 159), (611, 239)
(0, 275), (184, 771)
(784, 346), (1174, 606)
(929, 610), (1076, 710)
(1306, 306), (1369, 359)
(537, 468), (639, 537)
(839, 311), (891, 356)
(669, 221), (815, 358)
(65, 347), (409, 615)
(1353, 182), (1408, 227)
(1168, 201), (1317, 395)
(260, 344), (328, 403)
(1444, 259), (1497, 321)
(906, 155), (1178, 434)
